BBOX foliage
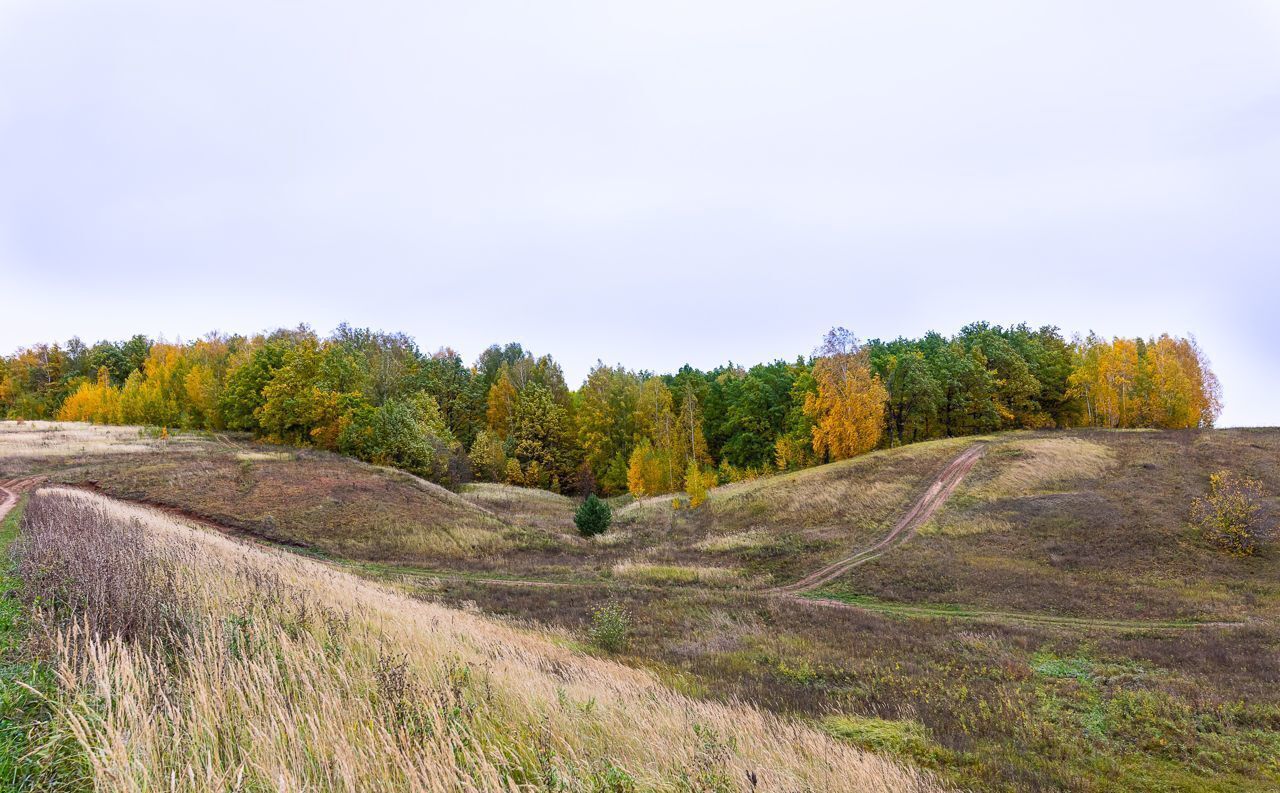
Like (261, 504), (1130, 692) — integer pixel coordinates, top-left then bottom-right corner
(510, 384), (573, 491)
(1070, 333), (1221, 429)
(574, 494), (612, 537)
(685, 461), (715, 508)
(467, 429), (507, 482)
(805, 329), (887, 461)
(338, 394), (457, 485)
(586, 601), (631, 652)
(0, 322), (1227, 497)
(1191, 471), (1267, 555)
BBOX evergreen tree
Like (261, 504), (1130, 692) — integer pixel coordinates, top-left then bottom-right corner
(574, 494), (612, 537)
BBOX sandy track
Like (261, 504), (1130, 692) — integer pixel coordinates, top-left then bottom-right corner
(0, 485), (15, 523)
(771, 443), (986, 596)
(0, 476), (42, 523)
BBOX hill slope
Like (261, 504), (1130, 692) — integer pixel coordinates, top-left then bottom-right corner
(13, 486), (940, 792)
(820, 429), (1280, 621)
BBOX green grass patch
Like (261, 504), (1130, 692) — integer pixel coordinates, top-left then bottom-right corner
(821, 714), (936, 756)
(806, 591), (1220, 631)
(0, 495), (88, 790)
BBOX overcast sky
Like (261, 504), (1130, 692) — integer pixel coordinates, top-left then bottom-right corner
(1, 2), (1277, 426)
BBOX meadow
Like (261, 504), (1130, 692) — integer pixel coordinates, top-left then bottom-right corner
(1, 421), (1277, 791)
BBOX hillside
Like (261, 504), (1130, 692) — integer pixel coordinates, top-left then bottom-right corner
(5, 420), (1280, 792)
(821, 429), (1280, 621)
(7, 486), (937, 792)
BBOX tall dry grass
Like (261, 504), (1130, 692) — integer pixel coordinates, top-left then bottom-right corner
(17, 488), (943, 793)
(0, 420), (162, 458)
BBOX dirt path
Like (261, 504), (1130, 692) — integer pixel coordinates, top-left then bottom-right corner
(0, 484), (16, 523)
(0, 476), (41, 523)
(771, 443), (986, 596)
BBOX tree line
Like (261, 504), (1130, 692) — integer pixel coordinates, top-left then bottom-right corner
(0, 322), (1222, 496)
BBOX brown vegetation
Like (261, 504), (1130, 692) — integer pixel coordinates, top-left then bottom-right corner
(14, 487), (941, 792)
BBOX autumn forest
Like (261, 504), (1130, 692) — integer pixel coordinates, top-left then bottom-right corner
(0, 323), (1222, 497)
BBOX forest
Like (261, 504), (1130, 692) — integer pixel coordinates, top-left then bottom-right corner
(0, 323), (1222, 496)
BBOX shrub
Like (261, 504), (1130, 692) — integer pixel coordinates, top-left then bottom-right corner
(685, 461), (716, 508)
(338, 394), (457, 486)
(587, 601), (630, 652)
(575, 494), (612, 537)
(1191, 471), (1267, 555)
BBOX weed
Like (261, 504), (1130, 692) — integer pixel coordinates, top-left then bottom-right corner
(587, 601), (631, 653)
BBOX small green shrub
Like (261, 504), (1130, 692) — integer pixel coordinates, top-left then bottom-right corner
(587, 602), (630, 653)
(575, 494), (612, 537)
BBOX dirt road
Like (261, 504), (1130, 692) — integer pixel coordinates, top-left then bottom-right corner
(0, 477), (40, 523)
(771, 443), (986, 596)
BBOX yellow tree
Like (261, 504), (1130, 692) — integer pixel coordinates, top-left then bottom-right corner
(804, 328), (887, 461)
(635, 378), (682, 493)
(485, 364), (519, 441)
(1096, 338), (1140, 428)
(684, 459), (716, 508)
(1067, 333), (1104, 426)
(1147, 334), (1221, 428)
(626, 440), (666, 498)
(58, 367), (122, 424)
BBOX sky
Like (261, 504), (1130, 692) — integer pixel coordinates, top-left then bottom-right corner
(0, 2), (1277, 426)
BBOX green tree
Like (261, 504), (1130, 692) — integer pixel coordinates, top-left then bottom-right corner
(576, 363), (642, 495)
(468, 429), (508, 482)
(574, 494), (612, 537)
(220, 338), (292, 432)
(511, 383), (573, 490)
(339, 393), (456, 485)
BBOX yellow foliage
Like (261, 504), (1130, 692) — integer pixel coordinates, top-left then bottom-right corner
(626, 441), (664, 497)
(486, 365), (519, 441)
(804, 344), (887, 461)
(1069, 334), (1221, 429)
(57, 368), (122, 424)
(685, 459), (715, 508)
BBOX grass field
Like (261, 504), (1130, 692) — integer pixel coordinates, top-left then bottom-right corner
(4, 420), (1279, 791)
(9, 487), (937, 792)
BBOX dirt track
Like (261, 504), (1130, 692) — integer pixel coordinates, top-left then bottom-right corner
(771, 443), (986, 596)
(0, 477), (41, 523)
(0, 485), (15, 522)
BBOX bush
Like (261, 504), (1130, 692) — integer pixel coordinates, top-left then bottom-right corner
(1191, 470), (1266, 555)
(685, 461), (716, 508)
(587, 601), (630, 652)
(575, 494), (612, 537)
(338, 394), (457, 486)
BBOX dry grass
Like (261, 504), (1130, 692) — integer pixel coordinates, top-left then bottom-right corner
(611, 560), (746, 588)
(706, 439), (972, 530)
(968, 436), (1116, 500)
(64, 450), (514, 562)
(461, 483), (580, 536)
(696, 530), (774, 553)
(917, 514), (1014, 538)
(0, 420), (168, 458)
(18, 487), (941, 793)
(234, 450), (294, 462)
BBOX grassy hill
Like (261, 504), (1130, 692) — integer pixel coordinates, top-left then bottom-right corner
(8, 486), (937, 792)
(7, 420), (1280, 792)
(821, 429), (1280, 621)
